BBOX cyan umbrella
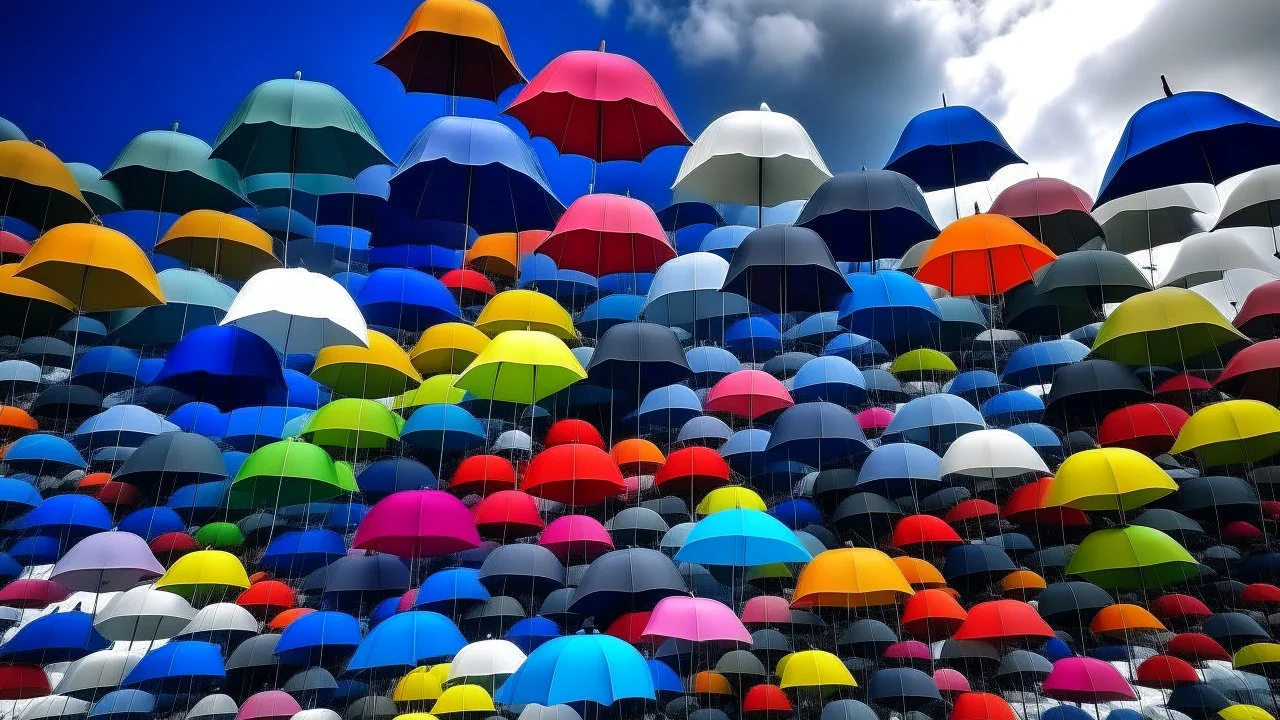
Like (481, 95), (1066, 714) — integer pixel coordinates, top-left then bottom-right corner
(494, 634), (655, 706)
(674, 509), (812, 567)
(108, 269), (236, 347)
(103, 128), (249, 213)
(66, 162), (125, 216)
(885, 103), (1024, 192)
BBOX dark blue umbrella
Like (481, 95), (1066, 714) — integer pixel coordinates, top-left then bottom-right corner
(578, 295), (645, 338)
(598, 272), (654, 297)
(356, 458), (438, 498)
(866, 667), (943, 713)
(153, 325), (286, 411)
(657, 202), (723, 232)
(0, 610), (110, 663)
(0, 478), (41, 523)
(823, 333), (891, 365)
(838, 271), (939, 351)
(944, 544), (1016, 593)
(797, 170), (938, 261)
(166, 480), (230, 524)
(7, 536), (59, 565)
(167, 402), (228, 439)
(724, 316), (783, 362)
(369, 243), (464, 273)
(265, 370), (331, 411)
(413, 567), (491, 615)
(356, 268), (461, 333)
(766, 402), (870, 468)
(122, 641), (225, 694)
(1097, 81), (1280, 206)
(885, 103), (1024, 191)
(388, 116), (564, 235)
(117, 506), (186, 541)
(315, 165), (392, 231)
(9, 494), (112, 541)
(323, 553), (410, 612)
(506, 616), (560, 653)
(518, 255), (598, 310)
(344, 610), (466, 678)
(71, 347), (143, 394)
(588, 322), (692, 397)
(222, 406), (312, 451)
(275, 610), (363, 666)
(89, 690), (155, 720)
(721, 226), (849, 313)
(261, 529), (347, 577)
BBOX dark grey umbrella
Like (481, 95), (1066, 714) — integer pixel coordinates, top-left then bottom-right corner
(1036, 581), (1113, 635)
(461, 595), (526, 639)
(587, 322), (692, 397)
(1172, 475), (1261, 524)
(1006, 250), (1151, 335)
(537, 588), (579, 628)
(762, 351), (813, 380)
(995, 649), (1053, 690)
(837, 618), (899, 658)
(31, 384), (103, 421)
(714, 649), (767, 684)
(1133, 509), (1208, 548)
(478, 543), (565, 599)
(1204, 612), (1271, 652)
(322, 554), (410, 611)
(1043, 359), (1149, 429)
(820, 700), (878, 720)
(796, 170), (938, 263)
(226, 634), (294, 699)
(283, 667), (338, 707)
(344, 695), (398, 720)
(748, 628), (792, 665)
(20, 335), (74, 367)
(831, 493), (901, 544)
(569, 548), (687, 622)
(113, 431), (226, 490)
(721, 225), (849, 313)
(606, 507), (670, 549)
(639, 496), (690, 526)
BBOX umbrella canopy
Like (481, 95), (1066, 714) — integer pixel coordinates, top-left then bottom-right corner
(537, 193), (673, 276)
(103, 129), (248, 213)
(989, 177), (1101, 253)
(17, 223), (164, 311)
(156, 210), (280, 280)
(354, 490), (481, 558)
(885, 103), (1024, 191)
(494, 634), (655, 706)
(221, 268), (368, 354)
(792, 548), (913, 609)
(455, 330), (584, 404)
(1170, 399), (1280, 467)
(641, 596), (751, 644)
(915, 214), (1055, 297)
(312, 331), (422, 399)
(51, 530), (165, 592)
(1041, 657), (1136, 702)
(1067, 526), (1198, 591)
(1047, 447), (1177, 512)
(796, 170), (938, 262)
(377, 0), (524, 100)
(0, 140), (94, 229)
(721, 225), (849, 312)
(674, 509), (812, 567)
(66, 162), (124, 216)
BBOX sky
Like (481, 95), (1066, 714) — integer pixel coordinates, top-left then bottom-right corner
(4, 0), (1280, 224)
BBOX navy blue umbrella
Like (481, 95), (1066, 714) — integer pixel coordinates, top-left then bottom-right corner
(797, 170), (938, 261)
(866, 667), (943, 713)
(356, 458), (438, 498)
(766, 402), (870, 468)
(261, 529), (347, 577)
(721, 225), (849, 313)
(885, 102), (1024, 191)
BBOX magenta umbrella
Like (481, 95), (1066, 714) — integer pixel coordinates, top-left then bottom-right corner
(856, 407), (895, 437)
(352, 490), (482, 559)
(705, 370), (794, 420)
(236, 691), (301, 720)
(534, 193), (674, 276)
(0, 578), (68, 608)
(50, 530), (166, 592)
(538, 515), (614, 562)
(740, 595), (790, 626)
(932, 668), (971, 696)
(988, 177), (1102, 253)
(1041, 657), (1136, 703)
(884, 640), (931, 663)
(641, 596), (751, 644)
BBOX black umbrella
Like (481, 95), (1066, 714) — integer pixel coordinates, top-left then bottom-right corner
(1021, 544), (1077, 579)
(344, 695), (398, 720)
(1043, 359), (1149, 429)
(1131, 509), (1207, 549)
(607, 507), (670, 549)
(1204, 612), (1271, 652)
(1166, 683), (1235, 720)
(569, 548), (687, 622)
(478, 543), (566, 599)
(461, 595), (526, 639)
(1036, 581), (1113, 635)
(113, 431), (226, 491)
(995, 649), (1053, 690)
(30, 384), (103, 421)
(866, 667), (942, 714)
(803, 524), (841, 550)
(721, 225), (849, 313)
(918, 486), (972, 514)
(1005, 250), (1151, 335)
(587, 322), (692, 397)
(322, 554), (410, 612)
(831, 493), (902, 544)
(1172, 475), (1261, 524)
(796, 170), (938, 263)
(933, 639), (1000, 673)
(943, 544), (1015, 594)
(812, 468), (858, 512)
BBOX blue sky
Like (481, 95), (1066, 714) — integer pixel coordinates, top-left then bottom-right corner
(0, 0), (694, 210)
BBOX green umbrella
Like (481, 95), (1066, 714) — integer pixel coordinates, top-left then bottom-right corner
(301, 398), (404, 450)
(890, 348), (957, 381)
(212, 76), (389, 178)
(103, 127), (248, 214)
(1067, 525), (1199, 590)
(231, 439), (358, 508)
(66, 163), (124, 216)
(194, 521), (245, 548)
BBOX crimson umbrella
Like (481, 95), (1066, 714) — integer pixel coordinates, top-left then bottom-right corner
(1136, 654), (1199, 689)
(988, 177), (1102, 254)
(704, 370), (794, 420)
(952, 600), (1054, 645)
(1097, 403), (1189, 456)
(534, 193), (674, 276)
(652, 446), (730, 498)
(1235, 280), (1280, 339)
(473, 490), (545, 541)
(522, 443), (626, 506)
(1215, 338), (1280, 404)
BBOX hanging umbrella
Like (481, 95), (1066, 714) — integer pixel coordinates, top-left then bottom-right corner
(1046, 447), (1177, 512)
(938, 428), (1048, 479)
(221, 267), (368, 354)
(587, 321), (691, 396)
(229, 439), (357, 506)
(0, 117), (25, 142)
(103, 128), (248, 213)
(152, 325), (286, 410)
(1097, 402), (1189, 456)
(914, 214), (1055, 297)
(1067, 526), (1198, 591)
(0, 140), (94, 230)
(50, 530), (165, 592)
(865, 667), (941, 713)
(494, 634), (655, 706)
(641, 596), (750, 644)
(1216, 339), (1280, 404)
(674, 103), (830, 227)
(0, 263), (76, 336)
(455, 330), (584, 404)
(1041, 657), (1136, 703)
(792, 548), (913, 609)
(1043, 359), (1149, 429)
(523, 443), (625, 506)
(721, 225), (848, 312)
(345, 611), (465, 678)
(778, 649), (857, 692)
(1171, 399), (1280, 467)
(377, 0), (524, 100)
(884, 102), (1023, 192)
(301, 398), (403, 450)
(66, 163), (124, 216)
(353, 490), (481, 558)
(674, 509), (812, 567)
(312, 331), (421, 399)
(796, 169), (938, 262)
(0, 611), (110, 664)
(839, 271), (940, 352)
(536, 193), (673, 276)
(155, 210), (281, 280)
(475, 289), (576, 338)
(93, 585), (197, 641)
(989, 177), (1103, 253)
(17, 223), (164, 311)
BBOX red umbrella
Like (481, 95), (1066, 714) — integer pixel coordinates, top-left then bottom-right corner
(0, 231), (30, 264)
(988, 177), (1101, 254)
(1244, 583), (1280, 609)
(544, 418), (605, 448)
(0, 664), (49, 700)
(505, 46), (689, 163)
(1235, 279), (1280, 339)
(1000, 477), (1090, 528)
(901, 588), (967, 640)
(945, 498), (999, 525)
(0, 578), (68, 608)
(1155, 373), (1218, 409)
(535, 193), (674, 276)
(1151, 594), (1213, 624)
(1216, 339), (1280, 404)
(1166, 632), (1231, 662)
(236, 580), (296, 620)
(150, 531), (198, 564)
(951, 692), (1016, 720)
(653, 446), (731, 497)
(1224, 520), (1263, 542)
(705, 369), (794, 420)
(522, 443), (625, 506)
(1097, 403), (1189, 456)
(605, 610), (653, 645)
(450, 454), (517, 497)
(953, 599), (1054, 644)
(742, 684), (792, 716)
(472, 489), (546, 540)
(439, 268), (496, 304)
(1135, 654), (1199, 689)
(892, 514), (963, 549)
(97, 480), (141, 510)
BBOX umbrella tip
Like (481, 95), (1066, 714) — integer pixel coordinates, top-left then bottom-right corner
(599, 40), (606, 52)
(171, 122), (180, 132)
(294, 70), (303, 80)
(1161, 74), (1173, 97)
(941, 92), (948, 107)
(32, 139), (46, 149)
(760, 102), (771, 112)
(974, 201), (981, 214)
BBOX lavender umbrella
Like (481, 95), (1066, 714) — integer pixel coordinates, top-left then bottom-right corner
(51, 531), (166, 592)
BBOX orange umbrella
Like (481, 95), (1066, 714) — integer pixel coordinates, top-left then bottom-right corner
(465, 231), (547, 278)
(377, 0), (525, 101)
(0, 406), (37, 439)
(1000, 569), (1047, 600)
(1091, 603), (1166, 638)
(611, 438), (665, 475)
(693, 671), (734, 696)
(915, 214), (1055, 296)
(901, 588), (967, 640)
(893, 556), (947, 589)
(156, 209), (280, 280)
(268, 607), (315, 630)
(17, 223), (164, 311)
(78, 472), (112, 494)
(792, 548), (914, 609)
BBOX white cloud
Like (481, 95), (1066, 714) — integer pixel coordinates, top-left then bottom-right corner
(583, 0), (613, 15)
(747, 13), (821, 75)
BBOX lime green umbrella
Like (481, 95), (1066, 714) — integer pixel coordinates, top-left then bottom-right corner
(1170, 399), (1280, 467)
(1067, 525), (1198, 590)
(194, 521), (245, 549)
(231, 439), (358, 508)
(212, 77), (389, 178)
(393, 373), (467, 412)
(301, 398), (404, 450)
(455, 330), (585, 404)
(102, 127), (249, 213)
(890, 348), (957, 380)
(1092, 287), (1245, 366)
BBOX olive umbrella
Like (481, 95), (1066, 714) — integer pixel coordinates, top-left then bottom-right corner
(377, 0), (525, 101)
(102, 128), (248, 214)
(1170, 399), (1280, 467)
(0, 140), (94, 230)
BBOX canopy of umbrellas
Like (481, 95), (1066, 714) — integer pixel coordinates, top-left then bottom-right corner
(6, 3), (1280, 720)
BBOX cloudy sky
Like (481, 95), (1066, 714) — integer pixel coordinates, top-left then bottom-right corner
(583, 0), (1280, 218)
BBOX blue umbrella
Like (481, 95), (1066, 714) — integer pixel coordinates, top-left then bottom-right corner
(413, 567), (491, 614)
(333, 271), (367, 298)
(943, 370), (1006, 405)
(783, 311), (843, 347)
(791, 356), (867, 407)
(494, 634), (656, 706)
(866, 667), (943, 713)
(630, 385), (702, 429)
(344, 610), (466, 678)
(167, 402), (229, 438)
(927, 297), (990, 351)
(261, 529), (347, 577)
(315, 164), (392, 231)
(356, 268), (461, 333)
(70, 405), (178, 451)
(519, 255), (598, 309)
(0, 610), (110, 663)
(677, 416), (733, 446)
(275, 610), (362, 666)
(855, 443), (943, 498)
(699, 225), (753, 261)
(944, 544), (1016, 592)
(797, 170), (939, 261)
(0, 553), (22, 583)
(1097, 83), (1280, 205)
(265, 370), (330, 411)
(118, 506), (186, 541)
(153, 325), (286, 411)
(71, 347), (143, 394)
(882, 394), (985, 451)
(722, 201), (805, 227)
(89, 690), (156, 720)
(0, 478), (42, 522)
(837, 270), (943, 352)
(166, 480), (231, 524)
(2, 434), (86, 475)
(7, 536), (59, 565)
(1008, 423), (1065, 462)
(685, 347), (741, 387)
(981, 390), (1045, 427)
(724, 316), (782, 361)
(1001, 339), (1091, 387)
(675, 509), (812, 567)
(822, 333), (891, 365)
(647, 658), (684, 697)
(644, 252), (750, 335)
(767, 402), (870, 468)
(222, 406), (312, 451)
(656, 202), (723, 231)
(720, 428), (771, 476)
(122, 641), (225, 694)
(578, 295), (645, 338)
(885, 103), (1024, 191)
(506, 616), (560, 653)
(356, 458), (438, 498)
(401, 405), (486, 454)
(369, 244), (464, 273)
(255, 205), (316, 241)
(598, 272), (654, 297)
(9, 494), (112, 540)
(388, 116), (564, 235)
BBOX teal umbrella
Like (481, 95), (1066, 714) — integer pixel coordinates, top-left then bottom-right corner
(108, 268), (236, 347)
(0, 117), (25, 143)
(66, 163), (125, 216)
(103, 126), (248, 213)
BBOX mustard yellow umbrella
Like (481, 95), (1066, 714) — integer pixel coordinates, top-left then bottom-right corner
(155, 549), (250, 601)
(455, 330), (584, 404)
(777, 650), (856, 691)
(16, 223), (164, 311)
(394, 666), (444, 705)
(791, 548), (914, 609)
(1045, 447), (1177, 512)
(1221, 706), (1275, 720)
(410, 322), (490, 376)
(695, 486), (767, 516)
(474, 289), (575, 339)
(0, 140), (93, 230)
(0, 262), (75, 336)
(393, 374), (466, 411)
(430, 684), (494, 717)
(313, 331), (423, 399)
(1170, 399), (1280, 467)
(1092, 287), (1245, 366)
(156, 209), (281, 280)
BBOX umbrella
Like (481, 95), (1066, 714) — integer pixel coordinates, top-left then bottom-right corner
(475, 289), (576, 338)
(537, 193), (673, 276)
(0, 140), (94, 230)
(915, 214), (1055, 297)
(102, 128), (248, 213)
(93, 586), (196, 641)
(494, 634), (655, 706)
(674, 509), (812, 567)
(641, 596), (750, 644)
(1171, 399), (1280, 467)
(865, 667), (941, 713)
(50, 531), (165, 592)
(1047, 447), (1177, 511)
(839, 270), (940, 351)
(1216, 339), (1280, 404)
(66, 163), (124, 216)
(17, 223), (164, 311)
(792, 548), (913, 609)
(721, 225), (848, 312)
(796, 170), (938, 262)
(0, 611), (110, 664)
(155, 210), (280, 281)
(456, 330), (584, 404)
(353, 490), (481, 558)
(156, 549), (251, 600)
(377, 0), (524, 100)
(885, 102), (1023, 192)
(989, 177), (1103, 253)
(345, 610), (465, 678)
(778, 649), (857, 691)
(1041, 657), (1136, 702)
(221, 268), (368, 354)
(1067, 526), (1198, 590)
(587, 321), (691, 395)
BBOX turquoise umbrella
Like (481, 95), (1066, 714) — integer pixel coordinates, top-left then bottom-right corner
(673, 508), (813, 567)
(66, 163), (124, 215)
(103, 126), (248, 213)
(108, 268), (237, 347)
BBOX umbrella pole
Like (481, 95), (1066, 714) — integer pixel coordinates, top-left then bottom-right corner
(283, 126), (300, 266)
(590, 103), (604, 194)
(758, 157), (764, 229)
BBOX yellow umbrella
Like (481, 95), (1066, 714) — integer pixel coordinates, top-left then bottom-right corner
(474, 289), (575, 339)
(0, 140), (93, 229)
(156, 209), (281, 280)
(430, 684), (494, 717)
(777, 650), (856, 691)
(1170, 399), (1280, 467)
(427, 664), (452, 685)
(155, 549), (250, 600)
(791, 548), (914, 609)
(455, 330), (585, 404)
(695, 486), (766, 516)
(0, 263), (75, 336)
(410, 322), (490, 376)
(1233, 642), (1280, 674)
(1092, 287), (1245, 366)
(890, 348), (957, 379)
(894, 556), (947, 589)
(1045, 447), (1177, 512)
(394, 715), (440, 720)
(17, 223), (164, 311)
(394, 666), (444, 705)
(394, 374), (466, 411)
(313, 330), (423, 399)
(1221, 707), (1275, 720)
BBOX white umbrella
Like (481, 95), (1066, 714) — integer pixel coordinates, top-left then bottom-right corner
(172, 602), (258, 642)
(1159, 229), (1280, 294)
(1216, 165), (1280, 234)
(939, 428), (1049, 479)
(447, 638), (527, 684)
(18, 696), (89, 720)
(291, 711), (341, 720)
(92, 585), (196, 641)
(221, 267), (368, 355)
(52, 649), (144, 698)
(673, 103), (830, 227)
(186, 694), (238, 720)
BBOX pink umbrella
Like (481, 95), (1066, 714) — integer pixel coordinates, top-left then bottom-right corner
(534, 193), (674, 276)
(856, 407), (894, 437)
(932, 668), (971, 696)
(352, 490), (482, 559)
(236, 691), (301, 720)
(884, 640), (931, 662)
(396, 588), (417, 612)
(988, 177), (1101, 254)
(740, 595), (791, 626)
(1041, 657), (1136, 703)
(641, 596), (751, 644)
(538, 515), (615, 561)
(705, 370), (794, 420)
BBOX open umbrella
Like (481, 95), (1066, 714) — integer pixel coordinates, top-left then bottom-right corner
(989, 177), (1102, 253)
(221, 267), (368, 354)
(0, 140), (94, 230)
(915, 214), (1055, 297)
(377, 0), (524, 101)
(494, 634), (655, 706)
(536, 193), (673, 276)
(885, 102), (1023, 192)
(17, 223), (164, 311)
(103, 128), (248, 214)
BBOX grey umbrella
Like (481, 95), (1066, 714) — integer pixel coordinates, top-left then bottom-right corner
(186, 694), (239, 720)
(113, 431), (227, 490)
(478, 544), (565, 598)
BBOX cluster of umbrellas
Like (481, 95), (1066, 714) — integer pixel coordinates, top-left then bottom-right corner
(4, 3), (1280, 720)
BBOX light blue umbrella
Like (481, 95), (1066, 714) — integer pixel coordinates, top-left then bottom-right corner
(674, 509), (812, 567)
(644, 252), (750, 334)
(1001, 339), (1090, 387)
(882, 394), (985, 451)
(495, 634), (655, 706)
(698, 225), (753, 261)
(854, 443), (943, 498)
(791, 356), (867, 407)
(70, 405), (179, 451)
